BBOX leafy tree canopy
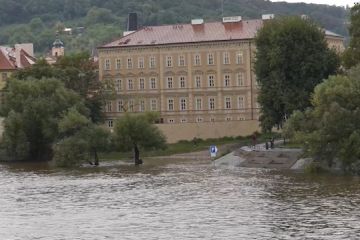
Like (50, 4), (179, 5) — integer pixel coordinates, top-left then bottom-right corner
(284, 66), (360, 174)
(255, 16), (339, 131)
(113, 113), (166, 165)
(343, 3), (360, 69)
(13, 53), (105, 123)
(1, 78), (88, 161)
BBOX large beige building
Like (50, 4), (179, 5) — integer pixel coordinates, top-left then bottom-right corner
(98, 16), (344, 143)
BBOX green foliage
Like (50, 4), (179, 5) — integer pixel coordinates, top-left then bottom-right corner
(14, 53), (105, 123)
(114, 113), (166, 152)
(1, 78), (88, 161)
(54, 108), (111, 167)
(255, 16), (340, 131)
(0, 0), (349, 54)
(343, 3), (360, 69)
(285, 66), (360, 174)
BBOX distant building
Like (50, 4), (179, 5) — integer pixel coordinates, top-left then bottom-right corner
(0, 43), (36, 89)
(98, 15), (345, 143)
(46, 36), (65, 64)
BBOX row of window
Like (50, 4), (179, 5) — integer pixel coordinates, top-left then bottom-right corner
(106, 115), (247, 127)
(103, 52), (245, 70)
(105, 96), (246, 113)
(114, 73), (246, 91)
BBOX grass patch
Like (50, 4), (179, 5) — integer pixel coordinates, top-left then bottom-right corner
(100, 133), (281, 161)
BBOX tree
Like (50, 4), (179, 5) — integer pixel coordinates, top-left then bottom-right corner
(113, 113), (166, 165)
(54, 108), (111, 167)
(343, 3), (360, 69)
(13, 53), (106, 123)
(284, 66), (360, 174)
(255, 16), (339, 131)
(1, 78), (88, 161)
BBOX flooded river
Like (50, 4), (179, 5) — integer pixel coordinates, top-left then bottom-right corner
(0, 158), (360, 239)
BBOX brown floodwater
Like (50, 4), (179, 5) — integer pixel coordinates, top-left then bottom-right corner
(0, 158), (360, 240)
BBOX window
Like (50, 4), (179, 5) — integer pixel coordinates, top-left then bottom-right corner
(194, 54), (201, 66)
(139, 100), (145, 112)
(223, 52), (230, 64)
(115, 59), (121, 70)
(208, 75), (215, 87)
(151, 99), (157, 111)
(138, 57), (144, 69)
(108, 120), (113, 128)
(166, 56), (172, 67)
(2, 72), (8, 80)
(150, 77), (157, 89)
(237, 72), (245, 86)
(139, 78), (145, 90)
(128, 79), (134, 90)
(168, 119), (175, 123)
(167, 77), (173, 89)
(149, 56), (156, 68)
(181, 118), (187, 123)
(180, 98), (187, 111)
(115, 79), (122, 92)
(209, 98), (215, 110)
(236, 52), (244, 64)
(226, 116), (232, 121)
(168, 99), (174, 111)
(207, 53), (214, 65)
(128, 100), (134, 112)
(118, 100), (124, 112)
(195, 98), (202, 110)
(225, 97), (232, 109)
(106, 101), (112, 112)
(104, 59), (111, 70)
(238, 96), (245, 109)
(195, 75), (201, 88)
(127, 58), (133, 69)
(224, 74), (231, 87)
(179, 76), (186, 88)
(178, 55), (186, 66)
(210, 117), (215, 122)
(196, 117), (203, 123)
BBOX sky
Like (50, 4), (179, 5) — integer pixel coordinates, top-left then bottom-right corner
(271, 0), (357, 7)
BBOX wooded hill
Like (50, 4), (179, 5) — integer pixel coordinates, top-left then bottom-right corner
(0, 0), (349, 54)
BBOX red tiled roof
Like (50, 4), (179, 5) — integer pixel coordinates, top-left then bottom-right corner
(0, 48), (16, 70)
(100, 20), (264, 48)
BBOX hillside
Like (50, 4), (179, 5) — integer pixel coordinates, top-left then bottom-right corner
(0, 0), (349, 54)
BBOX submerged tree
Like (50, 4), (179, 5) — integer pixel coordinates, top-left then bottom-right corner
(255, 16), (339, 131)
(54, 108), (111, 167)
(113, 113), (166, 165)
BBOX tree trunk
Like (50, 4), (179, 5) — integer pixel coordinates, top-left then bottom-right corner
(93, 148), (99, 166)
(133, 143), (143, 165)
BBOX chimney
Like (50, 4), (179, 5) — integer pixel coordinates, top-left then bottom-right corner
(191, 19), (204, 25)
(127, 12), (138, 31)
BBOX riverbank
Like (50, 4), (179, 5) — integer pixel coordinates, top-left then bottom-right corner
(215, 141), (308, 170)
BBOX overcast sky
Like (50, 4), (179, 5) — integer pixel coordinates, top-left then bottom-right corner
(271, 0), (357, 7)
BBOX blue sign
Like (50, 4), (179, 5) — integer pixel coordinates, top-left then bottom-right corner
(210, 145), (218, 157)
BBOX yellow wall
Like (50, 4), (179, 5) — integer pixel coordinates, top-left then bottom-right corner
(156, 120), (260, 143)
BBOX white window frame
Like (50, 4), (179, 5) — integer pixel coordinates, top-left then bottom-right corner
(166, 56), (173, 67)
(180, 98), (187, 111)
(138, 57), (145, 69)
(167, 77), (173, 89)
(150, 99), (157, 111)
(168, 98), (174, 111)
(209, 97), (215, 110)
(194, 54), (201, 66)
(223, 52), (230, 64)
(150, 77), (157, 89)
(225, 97), (232, 109)
(104, 59), (111, 70)
(178, 55), (186, 66)
(139, 78), (145, 90)
(149, 56), (156, 68)
(195, 75), (201, 88)
(127, 79), (134, 90)
(127, 58), (133, 69)
(208, 75), (215, 87)
(179, 76), (186, 88)
(224, 74), (231, 87)
(207, 53), (214, 65)
(115, 58), (121, 70)
(195, 97), (202, 111)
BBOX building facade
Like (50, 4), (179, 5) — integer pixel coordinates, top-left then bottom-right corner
(98, 17), (344, 143)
